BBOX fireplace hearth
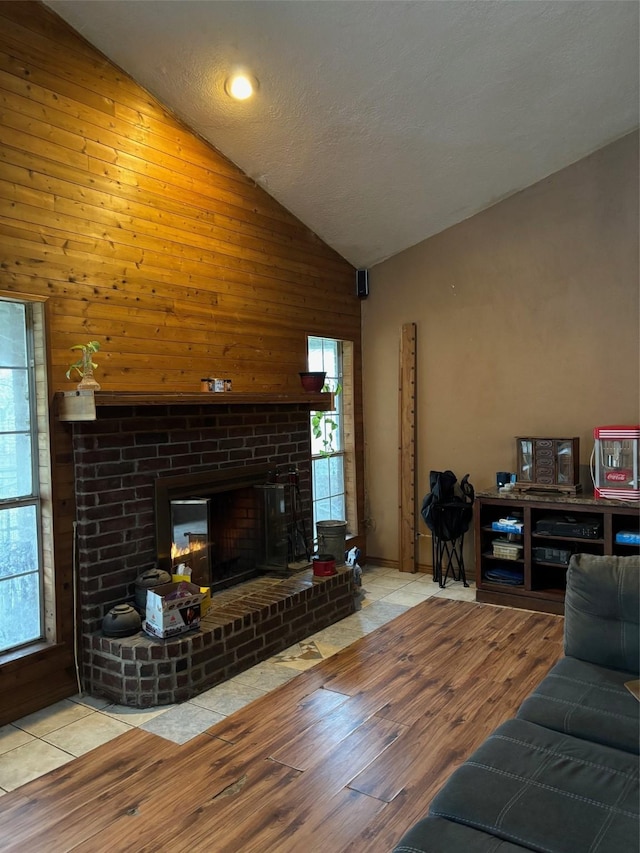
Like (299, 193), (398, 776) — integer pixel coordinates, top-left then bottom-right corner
(68, 398), (354, 705)
(87, 567), (355, 707)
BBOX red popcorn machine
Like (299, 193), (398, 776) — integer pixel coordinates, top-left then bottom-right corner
(592, 426), (640, 501)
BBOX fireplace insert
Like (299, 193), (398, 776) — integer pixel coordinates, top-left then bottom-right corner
(155, 464), (312, 592)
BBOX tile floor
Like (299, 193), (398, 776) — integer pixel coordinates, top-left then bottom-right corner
(0, 566), (476, 795)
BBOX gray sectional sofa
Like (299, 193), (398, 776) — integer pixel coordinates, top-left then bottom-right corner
(393, 554), (640, 853)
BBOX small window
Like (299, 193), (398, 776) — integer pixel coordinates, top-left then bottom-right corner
(307, 336), (346, 533)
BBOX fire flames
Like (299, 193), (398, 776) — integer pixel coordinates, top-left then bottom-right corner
(171, 541), (203, 561)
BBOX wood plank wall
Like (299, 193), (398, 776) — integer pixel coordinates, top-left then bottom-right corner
(0, 1), (363, 723)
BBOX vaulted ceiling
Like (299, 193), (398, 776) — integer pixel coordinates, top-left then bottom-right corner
(45, 1), (639, 268)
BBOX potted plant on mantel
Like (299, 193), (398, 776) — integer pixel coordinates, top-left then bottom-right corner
(58, 340), (102, 422)
(299, 370), (326, 393)
(66, 340), (101, 391)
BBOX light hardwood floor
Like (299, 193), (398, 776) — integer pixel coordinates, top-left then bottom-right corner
(0, 595), (564, 852)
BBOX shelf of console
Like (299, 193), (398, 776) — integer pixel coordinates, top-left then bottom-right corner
(474, 489), (639, 615)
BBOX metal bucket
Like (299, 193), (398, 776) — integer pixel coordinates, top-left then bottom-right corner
(316, 520), (347, 567)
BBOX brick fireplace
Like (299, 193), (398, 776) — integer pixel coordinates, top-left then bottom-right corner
(67, 395), (355, 706)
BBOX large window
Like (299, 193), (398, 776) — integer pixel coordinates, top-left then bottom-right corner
(0, 299), (45, 654)
(307, 336), (346, 532)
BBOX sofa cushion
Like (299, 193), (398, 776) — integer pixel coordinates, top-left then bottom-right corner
(517, 656), (640, 755)
(564, 554), (639, 674)
(393, 815), (532, 852)
(428, 718), (639, 853)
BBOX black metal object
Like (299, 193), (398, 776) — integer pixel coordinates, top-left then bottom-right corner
(277, 466), (311, 563)
(429, 503), (469, 588)
(421, 470), (474, 588)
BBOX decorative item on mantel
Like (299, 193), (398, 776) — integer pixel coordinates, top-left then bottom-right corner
(200, 377), (232, 392)
(58, 339), (102, 422)
(299, 371), (326, 393)
(66, 340), (101, 391)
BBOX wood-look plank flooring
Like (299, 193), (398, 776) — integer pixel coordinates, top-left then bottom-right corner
(0, 598), (564, 852)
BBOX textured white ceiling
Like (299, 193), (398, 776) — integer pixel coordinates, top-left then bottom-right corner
(45, 0), (639, 268)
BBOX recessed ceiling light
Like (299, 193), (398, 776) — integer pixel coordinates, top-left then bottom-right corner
(225, 72), (259, 101)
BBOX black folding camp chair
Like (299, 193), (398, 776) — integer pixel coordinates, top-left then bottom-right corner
(421, 470), (474, 588)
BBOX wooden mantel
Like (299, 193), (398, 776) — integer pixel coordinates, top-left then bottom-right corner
(55, 390), (334, 421)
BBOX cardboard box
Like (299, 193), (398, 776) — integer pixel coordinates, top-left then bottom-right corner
(143, 581), (203, 639)
(172, 571), (210, 617)
(171, 570), (192, 583)
(199, 586), (211, 617)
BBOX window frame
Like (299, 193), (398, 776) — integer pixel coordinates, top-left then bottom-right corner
(0, 292), (52, 657)
(307, 336), (357, 538)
